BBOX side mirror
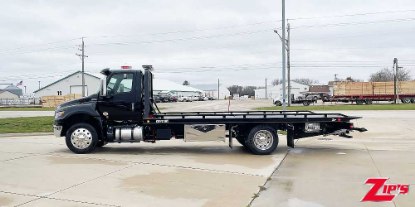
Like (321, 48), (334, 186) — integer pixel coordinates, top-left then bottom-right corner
(100, 79), (107, 97)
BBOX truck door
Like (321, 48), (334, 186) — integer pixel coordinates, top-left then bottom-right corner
(98, 72), (141, 121)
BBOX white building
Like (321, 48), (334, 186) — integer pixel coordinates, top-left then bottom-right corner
(192, 84), (231, 100)
(34, 71), (101, 97)
(0, 90), (19, 99)
(33, 70), (205, 98)
(255, 82), (310, 100)
(153, 79), (203, 97)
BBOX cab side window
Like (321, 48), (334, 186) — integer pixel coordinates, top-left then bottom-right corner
(107, 73), (133, 96)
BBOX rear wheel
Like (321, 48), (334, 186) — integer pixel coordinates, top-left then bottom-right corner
(356, 100), (364, 105)
(401, 98), (411, 104)
(235, 136), (246, 147)
(245, 125), (278, 155)
(274, 101), (282, 106)
(65, 123), (98, 154)
(303, 101), (310, 106)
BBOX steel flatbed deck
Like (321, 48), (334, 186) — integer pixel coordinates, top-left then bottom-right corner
(146, 110), (359, 124)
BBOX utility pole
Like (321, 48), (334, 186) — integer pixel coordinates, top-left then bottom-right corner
(287, 22), (291, 106)
(76, 37), (88, 97)
(393, 58), (398, 104)
(265, 78), (268, 99)
(38, 81), (41, 90)
(281, 0), (287, 110)
(217, 78), (220, 100)
(393, 58), (401, 104)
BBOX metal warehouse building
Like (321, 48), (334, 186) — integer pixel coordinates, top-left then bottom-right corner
(33, 71), (101, 97)
(33, 70), (204, 98)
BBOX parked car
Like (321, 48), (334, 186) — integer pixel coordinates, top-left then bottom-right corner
(153, 94), (161, 103)
(158, 92), (173, 102)
(178, 96), (192, 102)
(170, 95), (178, 102)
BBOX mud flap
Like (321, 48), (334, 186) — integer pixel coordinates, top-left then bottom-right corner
(228, 126), (233, 149)
(287, 124), (295, 148)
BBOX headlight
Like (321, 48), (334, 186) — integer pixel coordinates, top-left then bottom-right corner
(55, 111), (64, 119)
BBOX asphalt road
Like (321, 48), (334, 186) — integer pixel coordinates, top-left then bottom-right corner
(0, 111), (54, 118)
(0, 100), (273, 118)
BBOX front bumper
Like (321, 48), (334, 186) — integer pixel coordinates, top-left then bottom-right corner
(53, 125), (63, 137)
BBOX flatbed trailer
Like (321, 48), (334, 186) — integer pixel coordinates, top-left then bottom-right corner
(53, 65), (366, 155)
(327, 81), (415, 104)
(323, 94), (415, 104)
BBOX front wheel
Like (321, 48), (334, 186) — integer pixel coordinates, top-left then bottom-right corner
(65, 123), (98, 154)
(245, 125), (278, 155)
(274, 101), (282, 106)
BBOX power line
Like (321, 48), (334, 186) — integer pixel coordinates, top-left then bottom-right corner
(91, 29), (273, 47)
(0, 38), (81, 54)
(88, 21), (279, 39)
(292, 17), (415, 29)
(0, 45), (76, 56)
(288, 9), (415, 21)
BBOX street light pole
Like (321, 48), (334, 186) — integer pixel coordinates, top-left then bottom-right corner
(281, 0), (287, 110)
(287, 22), (291, 107)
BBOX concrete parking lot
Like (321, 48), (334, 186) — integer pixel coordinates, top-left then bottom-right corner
(252, 111), (415, 207)
(0, 101), (414, 207)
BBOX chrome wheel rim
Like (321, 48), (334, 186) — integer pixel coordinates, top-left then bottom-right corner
(71, 128), (92, 149)
(253, 130), (274, 150)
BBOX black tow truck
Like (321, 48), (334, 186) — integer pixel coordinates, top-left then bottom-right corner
(53, 65), (366, 155)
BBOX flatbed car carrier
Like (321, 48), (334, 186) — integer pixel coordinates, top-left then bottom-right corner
(53, 65), (366, 155)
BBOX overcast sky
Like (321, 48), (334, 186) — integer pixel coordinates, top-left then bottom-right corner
(1, 0), (414, 94)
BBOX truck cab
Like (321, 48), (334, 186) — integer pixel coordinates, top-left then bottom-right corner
(54, 66), (155, 153)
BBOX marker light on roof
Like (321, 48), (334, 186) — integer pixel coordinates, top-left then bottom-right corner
(121, 66), (132, 69)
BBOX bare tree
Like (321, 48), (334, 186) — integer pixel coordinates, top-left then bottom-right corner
(182, 80), (190, 85)
(345, 76), (363, 82)
(271, 79), (280, 86)
(241, 86), (257, 97)
(273, 78), (319, 86)
(227, 85), (243, 95)
(370, 68), (411, 82)
(292, 78), (319, 85)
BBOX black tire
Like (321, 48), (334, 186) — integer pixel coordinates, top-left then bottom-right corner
(303, 101), (310, 106)
(65, 123), (98, 154)
(411, 98), (415, 103)
(245, 125), (278, 155)
(356, 100), (364, 105)
(274, 101), (282, 106)
(235, 136), (246, 147)
(96, 140), (107, 147)
(365, 99), (373, 105)
(401, 98), (411, 104)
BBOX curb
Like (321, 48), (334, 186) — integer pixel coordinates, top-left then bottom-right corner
(0, 132), (53, 138)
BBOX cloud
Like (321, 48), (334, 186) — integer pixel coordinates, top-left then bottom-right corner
(0, 0), (414, 93)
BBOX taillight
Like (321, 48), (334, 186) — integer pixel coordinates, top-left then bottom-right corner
(350, 123), (354, 129)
